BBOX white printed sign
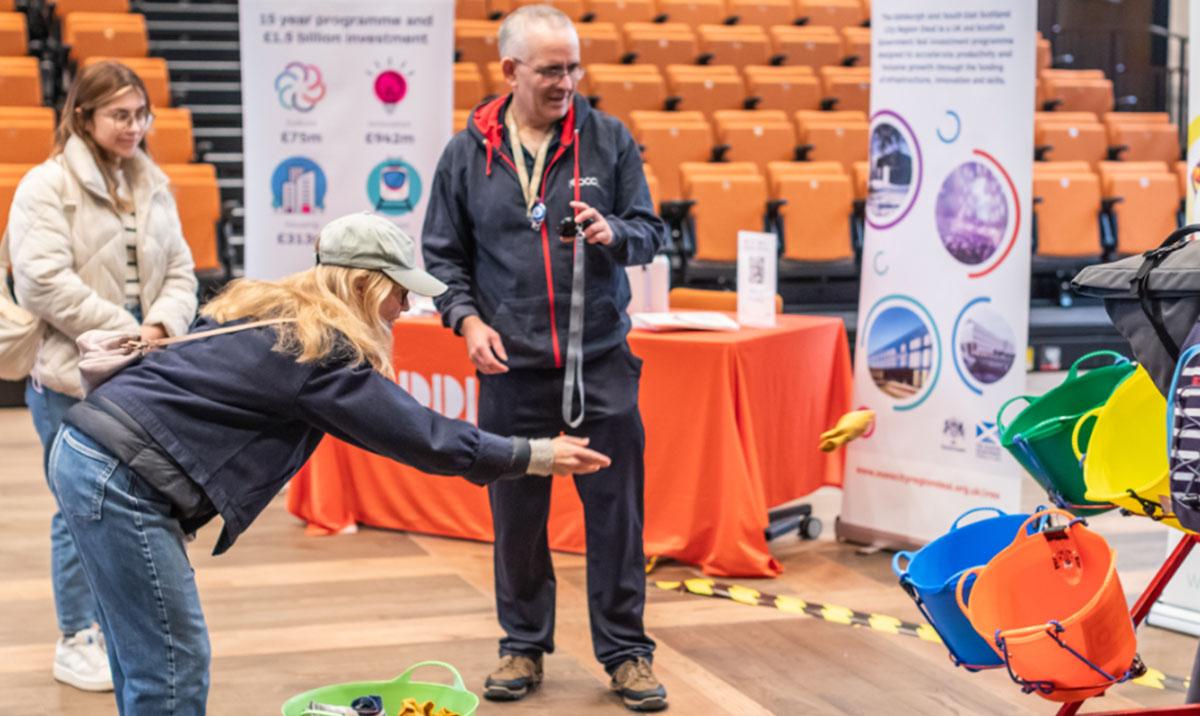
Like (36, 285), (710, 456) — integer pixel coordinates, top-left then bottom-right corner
(737, 230), (777, 328)
(239, 1), (453, 279)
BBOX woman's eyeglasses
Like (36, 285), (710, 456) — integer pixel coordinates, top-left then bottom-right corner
(99, 109), (155, 131)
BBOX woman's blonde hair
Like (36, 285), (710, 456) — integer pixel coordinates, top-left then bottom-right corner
(55, 61), (152, 214)
(202, 266), (397, 375)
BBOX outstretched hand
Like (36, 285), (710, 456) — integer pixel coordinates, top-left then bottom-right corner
(550, 435), (611, 475)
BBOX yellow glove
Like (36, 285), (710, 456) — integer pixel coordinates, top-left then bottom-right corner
(818, 410), (875, 452)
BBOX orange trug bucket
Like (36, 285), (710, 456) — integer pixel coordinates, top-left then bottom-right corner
(956, 509), (1137, 701)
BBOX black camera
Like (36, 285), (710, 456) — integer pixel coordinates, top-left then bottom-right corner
(558, 216), (596, 240)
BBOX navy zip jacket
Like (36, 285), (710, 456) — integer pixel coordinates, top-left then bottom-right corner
(422, 94), (668, 371)
(72, 316), (524, 554)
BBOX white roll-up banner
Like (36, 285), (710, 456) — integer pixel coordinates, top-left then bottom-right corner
(239, 1), (453, 279)
(838, 1), (1034, 546)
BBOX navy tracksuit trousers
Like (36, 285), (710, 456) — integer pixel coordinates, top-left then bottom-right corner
(479, 344), (656, 673)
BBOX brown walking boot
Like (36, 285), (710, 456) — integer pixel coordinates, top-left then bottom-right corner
(610, 656), (667, 712)
(484, 653), (543, 701)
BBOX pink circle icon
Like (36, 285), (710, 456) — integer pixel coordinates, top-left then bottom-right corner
(374, 69), (407, 105)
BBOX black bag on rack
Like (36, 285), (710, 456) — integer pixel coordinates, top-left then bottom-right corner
(1071, 224), (1200, 397)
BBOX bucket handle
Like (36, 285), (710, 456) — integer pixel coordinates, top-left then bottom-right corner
(1008, 508), (1082, 546)
(891, 550), (914, 579)
(995, 395), (1034, 436)
(953, 565), (984, 617)
(950, 506), (1007, 532)
(1069, 407), (1103, 462)
(994, 621), (1135, 695)
(1066, 350), (1129, 382)
(391, 661), (468, 693)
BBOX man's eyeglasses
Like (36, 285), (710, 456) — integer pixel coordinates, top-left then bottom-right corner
(98, 109), (155, 131)
(515, 59), (585, 82)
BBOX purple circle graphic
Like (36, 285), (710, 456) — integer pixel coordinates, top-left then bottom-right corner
(867, 110), (923, 230)
(374, 69), (407, 104)
(935, 161), (1009, 265)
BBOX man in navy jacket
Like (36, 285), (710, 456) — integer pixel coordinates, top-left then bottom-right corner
(422, 4), (669, 711)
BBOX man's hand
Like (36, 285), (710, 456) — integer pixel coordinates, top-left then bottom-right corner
(139, 323), (167, 342)
(569, 201), (614, 246)
(461, 315), (509, 374)
(550, 435), (611, 475)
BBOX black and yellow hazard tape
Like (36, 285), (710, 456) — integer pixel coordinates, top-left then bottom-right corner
(656, 578), (1190, 694)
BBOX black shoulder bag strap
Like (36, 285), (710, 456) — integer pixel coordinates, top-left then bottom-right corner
(1132, 224), (1200, 363)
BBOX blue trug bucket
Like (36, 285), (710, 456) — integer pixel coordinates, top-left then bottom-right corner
(893, 507), (1042, 670)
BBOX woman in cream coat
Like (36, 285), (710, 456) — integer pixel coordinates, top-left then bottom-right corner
(5, 60), (198, 692)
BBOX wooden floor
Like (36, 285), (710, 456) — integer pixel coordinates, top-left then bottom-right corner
(0, 404), (1197, 715)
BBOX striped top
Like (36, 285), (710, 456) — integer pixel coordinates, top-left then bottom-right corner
(117, 171), (139, 314)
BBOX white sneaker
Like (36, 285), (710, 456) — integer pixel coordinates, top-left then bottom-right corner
(53, 625), (113, 692)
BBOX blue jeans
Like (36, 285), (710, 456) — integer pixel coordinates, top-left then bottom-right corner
(26, 379), (98, 635)
(49, 425), (211, 715)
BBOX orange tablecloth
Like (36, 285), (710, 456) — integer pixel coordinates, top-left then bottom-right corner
(287, 314), (851, 577)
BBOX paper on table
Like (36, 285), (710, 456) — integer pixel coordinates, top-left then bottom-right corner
(631, 311), (741, 332)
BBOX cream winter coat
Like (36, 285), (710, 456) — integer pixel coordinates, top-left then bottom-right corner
(7, 135), (199, 398)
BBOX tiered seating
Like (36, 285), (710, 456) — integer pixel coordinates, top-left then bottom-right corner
(769, 25), (842, 68)
(1032, 162), (1103, 259)
(1034, 111), (1106, 166)
(769, 160), (854, 265)
(454, 20), (501, 64)
(665, 64), (744, 116)
(796, 0), (865, 29)
(657, 0), (729, 29)
(728, 0), (797, 27)
(623, 22), (697, 69)
(144, 107), (194, 163)
(1039, 68), (1113, 114)
(680, 161), (767, 262)
(0, 11), (26, 56)
(713, 109), (795, 172)
(631, 110), (712, 201)
(841, 27), (870, 65)
(1098, 161), (1179, 255)
(1105, 112), (1179, 163)
(794, 109), (868, 169)
(588, 63), (666, 124)
(576, 21), (624, 63)
(743, 65), (820, 112)
(583, 0), (658, 24)
(454, 62), (485, 110)
(697, 24), (770, 68)
(819, 65), (869, 111)
(81, 56), (170, 106)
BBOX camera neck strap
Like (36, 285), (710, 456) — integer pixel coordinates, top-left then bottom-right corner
(562, 128), (585, 428)
(505, 108), (553, 216)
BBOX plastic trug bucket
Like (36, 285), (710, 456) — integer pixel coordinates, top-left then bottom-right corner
(281, 661), (479, 716)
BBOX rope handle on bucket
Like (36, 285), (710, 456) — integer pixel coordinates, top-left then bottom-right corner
(950, 506), (1007, 532)
(1010, 509), (1085, 546)
(391, 661), (469, 692)
(1070, 407), (1103, 463)
(994, 624), (1138, 696)
(996, 395), (1035, 436)
(1066, 350), (1130, 382)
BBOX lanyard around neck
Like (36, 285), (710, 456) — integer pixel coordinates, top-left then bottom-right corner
(506, 108), (554, 215)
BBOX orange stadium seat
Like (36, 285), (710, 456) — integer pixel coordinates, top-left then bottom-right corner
(774, 171), (853, 262)
(768, 160), (845, 180)
(512, 0), (586, 18)
(631, 110), (713, 201)
(682, 171), (768, 263)
(0, 163), (35, 237)
(587, 64), (667, 125)
(727, 0), (797, 27)
(794, 109), (868, 170)
(0, 11), (27, 56)
(1035, 118), (1107, 167)
(457, 0), (491, 20)
(1099, 163), (1179, 254)
(0, 57), (40, 106)
(852, 159), (869, 200)
(669, 286), (783, 312)
(484, 61), (507, 96)
(143, 107), (194, 163)
(697, 24), (771, 68)
(622, 23), (698, 69)
(1032, 167), (1103, 257)
(54, 0), (130, 13)
(665, 64), (745, 117)
(0, 107), (55, 163)
(841, 27), (870, 66)
(63, 13), (148, 62)
(576, 21), (625, 64)
(743, 65), (820, 113)
(713, 109), (796, 173)
(657, 0), (731, 29)
(796, 0), (865, 29)
(1104, 113), (1180, 164)
(1040, 70), (1113, 114)
(454, 62), (486, 110)
(81, 56), (170, 107)
(455, 20), (501, 64)
(160, 163), (221, 273)
(769, 25), (843, 68)
(583, 0), (659, 23)
(819, 66), (870, 112)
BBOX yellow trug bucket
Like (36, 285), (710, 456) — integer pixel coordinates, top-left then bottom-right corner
(1072, 366), (1190, 532)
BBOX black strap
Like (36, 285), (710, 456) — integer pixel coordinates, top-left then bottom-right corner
(1131, 224), (1200, 363)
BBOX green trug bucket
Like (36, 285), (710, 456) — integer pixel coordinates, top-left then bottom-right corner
(281, 661), (479, 716)
(997, 351), (1134, 516)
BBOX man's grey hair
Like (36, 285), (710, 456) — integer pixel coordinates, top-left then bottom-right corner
(497, 4), (578, 60)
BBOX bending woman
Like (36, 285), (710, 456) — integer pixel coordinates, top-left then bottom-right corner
(7, 60), (199, 692)
(49, 212), (609, 715)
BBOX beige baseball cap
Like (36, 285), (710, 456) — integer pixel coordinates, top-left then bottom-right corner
(316, 212), (447, 297)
